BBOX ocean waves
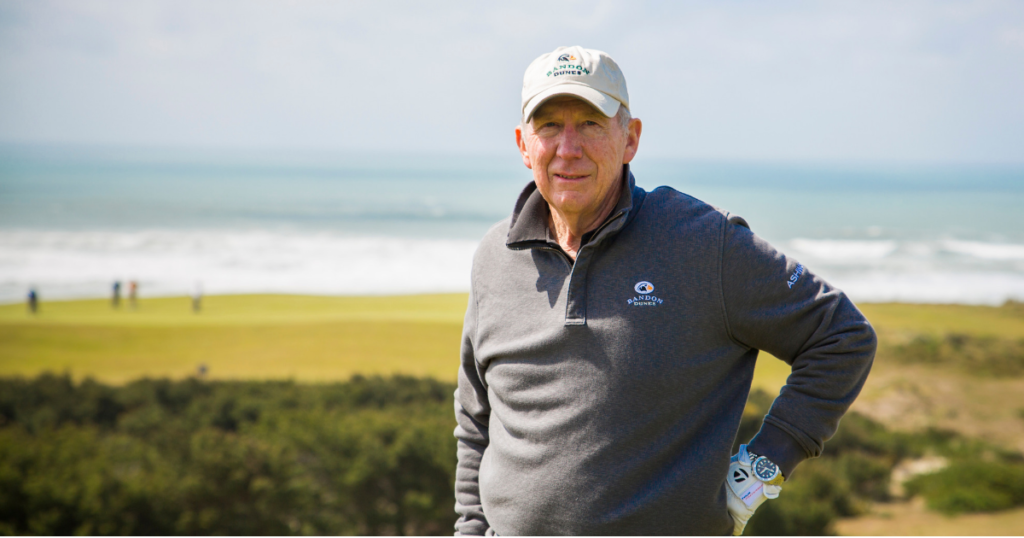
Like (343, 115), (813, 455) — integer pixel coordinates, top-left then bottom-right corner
(0, 229), (477, 303)
(787, 238), (1024, 304)
(2, 230), (1023, 305)
(941, 240), (1024, 261)
(788, 238), (1024, 267)
(789, 239), (899, 262)
(818, 271), (1024, 305)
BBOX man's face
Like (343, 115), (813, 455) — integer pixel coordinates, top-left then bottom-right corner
(516, 96), (641, 221)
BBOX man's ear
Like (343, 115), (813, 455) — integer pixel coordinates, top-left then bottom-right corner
(515, 124), (533, 169)
(622, 118), (643, 165)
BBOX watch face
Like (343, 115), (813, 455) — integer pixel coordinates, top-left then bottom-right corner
(754, 457), (778, 481)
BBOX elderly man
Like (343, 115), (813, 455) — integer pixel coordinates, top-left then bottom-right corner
(454, 46), (876, 535)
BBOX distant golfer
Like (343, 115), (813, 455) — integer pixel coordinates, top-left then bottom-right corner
(128, 280), (138, 310)
(27, 288), (38, 314)
(191, 281), (202, 313)
(453, 46), (877, 535)
(111, 280), (121, 308)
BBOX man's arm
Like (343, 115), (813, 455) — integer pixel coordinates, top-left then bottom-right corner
(454, 286), (492, 535)
(719, 215), (877, 479)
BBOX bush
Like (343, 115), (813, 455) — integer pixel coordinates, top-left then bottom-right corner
(905, 461), (1024, 515)
(736, 389), (1024, 534)
(0, 374), (457, 535)
(891, 333), (1024, 376)
(737, 391), (883, 535)
(2, 377), (1021, 535)
(745, 457), (858, 536)
(834, 452), (892, 502)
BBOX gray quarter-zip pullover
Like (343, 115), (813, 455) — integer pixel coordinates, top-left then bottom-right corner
(454, 166), (877, 535)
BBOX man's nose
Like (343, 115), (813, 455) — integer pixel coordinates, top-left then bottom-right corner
(556, 125), (584, 160)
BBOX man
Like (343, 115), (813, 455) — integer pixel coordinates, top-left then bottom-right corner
(454, 46), (876, 535)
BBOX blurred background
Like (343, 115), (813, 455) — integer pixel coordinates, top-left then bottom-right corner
(1, 0), (1023, 535)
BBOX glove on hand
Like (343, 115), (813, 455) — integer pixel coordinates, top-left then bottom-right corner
(726, 444), (781, 536)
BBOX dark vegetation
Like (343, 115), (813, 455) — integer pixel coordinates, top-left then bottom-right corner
(738, 390), (1024, 535)
(1, 375), (1023, 535)
(905, 461), (1024, 515)
(890, 333), (1024, 376)
(0, 374), (455, 535)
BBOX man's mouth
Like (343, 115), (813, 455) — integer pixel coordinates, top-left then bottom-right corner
(553, 173), (589, 180)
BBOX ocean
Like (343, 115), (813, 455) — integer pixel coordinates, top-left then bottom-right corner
(2, 145), (1023, 305)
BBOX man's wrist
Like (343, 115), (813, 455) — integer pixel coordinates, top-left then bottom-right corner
(746, 450), (785, 486)
(747, 421), (808, 480)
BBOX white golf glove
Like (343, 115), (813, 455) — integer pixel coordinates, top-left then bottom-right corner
(725, 444), (782, 536)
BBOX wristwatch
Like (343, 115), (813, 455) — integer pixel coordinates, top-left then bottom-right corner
(747, 451), (785, 486)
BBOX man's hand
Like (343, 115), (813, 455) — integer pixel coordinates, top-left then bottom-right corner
(725, 444), (781, 536)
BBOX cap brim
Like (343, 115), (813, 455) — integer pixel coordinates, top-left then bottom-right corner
(523, 83), (621, 122)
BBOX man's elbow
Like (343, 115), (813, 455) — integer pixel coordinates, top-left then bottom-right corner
(846, 320), (878, 382)
(860, 319), (876, 356)
(841, 297), (878, 364)
(861, 321), (878, 358)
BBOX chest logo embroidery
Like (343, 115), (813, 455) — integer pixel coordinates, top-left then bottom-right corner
(628, 281), (664, 306)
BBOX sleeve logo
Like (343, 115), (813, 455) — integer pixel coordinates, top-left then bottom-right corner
(787, 264), (805, 288)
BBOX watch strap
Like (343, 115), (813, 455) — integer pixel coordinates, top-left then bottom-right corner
(763, 471), (785, 486)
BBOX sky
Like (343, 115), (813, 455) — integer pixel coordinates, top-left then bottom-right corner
(1, 0), (1022, 163)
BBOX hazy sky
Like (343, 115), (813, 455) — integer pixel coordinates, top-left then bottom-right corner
(1, 0), (1022, 163)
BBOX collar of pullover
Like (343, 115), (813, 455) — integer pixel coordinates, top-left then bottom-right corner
(506, 164), (644, 251)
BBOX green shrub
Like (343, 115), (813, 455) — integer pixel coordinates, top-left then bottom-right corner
(834, 452), (892, 502)
(891, 334), (1024, 376)
(905, 460), (1024, 515)
(0, 374), (457, 535)
(2, 376), (1021, 535)
(745, 457), (857, 535)
(735, 389), (1024, 533)
(737, 392), (888, 535)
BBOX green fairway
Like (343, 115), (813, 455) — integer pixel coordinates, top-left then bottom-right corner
(859, 302), (1024, 340)
(0, 293), (470, 326)
(0, 294), (469, 384)
(2, 295), (1020, 388)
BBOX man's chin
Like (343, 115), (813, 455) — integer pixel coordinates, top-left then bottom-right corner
(547, 195), (596, 216)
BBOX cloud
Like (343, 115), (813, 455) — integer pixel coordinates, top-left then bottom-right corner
(0, 0), (1022, 163)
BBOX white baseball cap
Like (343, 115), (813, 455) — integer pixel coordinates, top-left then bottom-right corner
(521, 46), (629, 122)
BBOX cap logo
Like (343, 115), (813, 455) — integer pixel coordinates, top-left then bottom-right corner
(546, 62), (592, 77)
(557, 54), (577, 61)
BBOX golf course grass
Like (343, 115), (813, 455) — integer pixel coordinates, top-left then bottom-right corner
(0, 294), (469, 384)
(1, 295), (1021, 389)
